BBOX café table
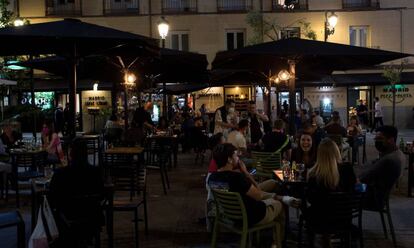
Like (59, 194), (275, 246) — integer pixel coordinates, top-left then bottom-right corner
(9, 147), (47, 208)
(274, 169), (308, 246)
(105, 146), (144, 155)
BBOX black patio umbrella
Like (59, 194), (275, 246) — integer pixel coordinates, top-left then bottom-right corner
(0, 18), (158, 137)
(212, 38), (412, 133)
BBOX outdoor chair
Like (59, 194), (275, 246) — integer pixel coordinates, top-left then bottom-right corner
(363, 188), (396, 247)
(85, 137), (99, 166)
(103, 154), (148, 247)
(0, 210), (25, 248)
(8, 151), (47, 207)
(251, 151), (282, 180)
(143, 138), (170, 195)
(211, 189), (283, 248)
(299, 192), (363, 248)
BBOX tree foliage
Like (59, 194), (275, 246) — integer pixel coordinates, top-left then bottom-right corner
(0, 0), (13, 27)
(246, 11), (317, 45)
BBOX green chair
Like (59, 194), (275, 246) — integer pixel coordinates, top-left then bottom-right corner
(211, 189), (282, 248)
(251, 151), (282, 180)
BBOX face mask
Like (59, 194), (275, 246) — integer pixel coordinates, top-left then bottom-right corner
(228, 107), (235, 113)
(375, 141), (387, 153)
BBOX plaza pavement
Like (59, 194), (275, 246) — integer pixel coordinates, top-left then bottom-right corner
(0, 130), (413, 247)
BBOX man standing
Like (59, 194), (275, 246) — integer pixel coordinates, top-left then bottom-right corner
(213, 99), (237, 138)
(356, 99), (368, 128)
(247, 101), (269, 145)
(372, 97), (384, 132)
(358, 126), (404, 208)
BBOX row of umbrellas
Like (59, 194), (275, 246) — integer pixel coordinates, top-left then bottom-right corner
(0, 19), (411, 135)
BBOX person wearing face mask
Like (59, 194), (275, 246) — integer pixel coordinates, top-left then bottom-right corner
(358, 126), (404, 209)
(208, 143), (301, 248)
(213, 99), (238, 138)
(291, 132), (317, 169)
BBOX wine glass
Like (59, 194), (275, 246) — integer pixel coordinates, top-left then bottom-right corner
(298, 163), (306, 180)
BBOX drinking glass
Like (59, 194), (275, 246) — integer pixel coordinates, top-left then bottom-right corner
(297, 163), (306, 180)
(282, 161), (291, 181)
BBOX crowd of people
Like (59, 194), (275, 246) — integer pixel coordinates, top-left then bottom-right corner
(203, 99), (404, 248)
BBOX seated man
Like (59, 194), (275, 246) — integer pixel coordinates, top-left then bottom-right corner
(262, 119), (291, 159)
(49, 138), (105, 247)
(208, 143), (300, 248)
(227, 119), (249, 156)
(358, 126), (404, 209)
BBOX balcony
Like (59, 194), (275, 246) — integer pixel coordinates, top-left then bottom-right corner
(162, 0), (197, 14)
(46, 0), (82, 16)
(342, 0), (379, 9)
(104, 0), (139, 15)
(217, 0), (252, 13)
(272, 0), (308, 11)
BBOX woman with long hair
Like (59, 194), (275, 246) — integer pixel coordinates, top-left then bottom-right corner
(44, 123), (65, 164)
(307, 138), (341, 191)
(306, 138), (356, 248)
(291, 132), (316, 169)
(347, 115), (362, 164)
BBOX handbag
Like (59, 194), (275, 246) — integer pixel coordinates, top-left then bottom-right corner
(28, 196), (59, 248)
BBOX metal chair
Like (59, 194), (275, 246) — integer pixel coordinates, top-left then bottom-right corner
(211, 189), (283, 248)
(300, 192), (363, 248)
(103, 154), (148, 247)
(251, 151), (282, 180)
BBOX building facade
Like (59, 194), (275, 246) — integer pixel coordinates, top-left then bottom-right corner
(9, 0), (414, 127)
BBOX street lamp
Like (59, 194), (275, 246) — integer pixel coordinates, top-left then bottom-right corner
(13, 18), (24, 27)
(324, 12), (338, 42)
(123, 71), (136, 129)
(158, 16), (169, 119)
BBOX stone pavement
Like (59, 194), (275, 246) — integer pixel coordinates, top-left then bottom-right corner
(0, 130), (414, 247)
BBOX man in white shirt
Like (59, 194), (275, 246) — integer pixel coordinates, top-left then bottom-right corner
(372, 97), (384, 132)
(227, 119), (249, 154)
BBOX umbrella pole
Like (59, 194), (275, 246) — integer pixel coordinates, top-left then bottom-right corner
(163, 82), (167, 120)
(69, 44), (78, 138)
(267, 73), (272, 119)
(288, 60), (296, 135)
(30, 55), (37, 142)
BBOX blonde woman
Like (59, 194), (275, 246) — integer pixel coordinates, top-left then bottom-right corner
(306, 138), (356, 248)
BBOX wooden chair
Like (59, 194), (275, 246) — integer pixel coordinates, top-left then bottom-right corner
(211, 189), (283, 248)
(251, 151), (282, 180)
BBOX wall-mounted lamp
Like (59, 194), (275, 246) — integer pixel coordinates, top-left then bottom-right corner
(325, 12), (338, 42)
(13, 18), (24, 27)
(93, 82), (98, 91)
(123, 71), (137, 89)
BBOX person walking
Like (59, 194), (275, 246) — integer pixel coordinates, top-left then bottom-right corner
(372, 97), (384, 133)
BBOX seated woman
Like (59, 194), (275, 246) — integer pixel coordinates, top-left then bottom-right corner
(291, 132), (316, 169)
(49, 138), (105, 247)
(347, 116), (362, 164)
(306, 138), (356, 247)
(0, 124), (21, 148)
(208, 143), (300, 247)
(43, 123), (65, 164)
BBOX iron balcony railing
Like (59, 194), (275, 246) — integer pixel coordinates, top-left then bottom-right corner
(46, 0), (82, 16)
(342, 0), (379, 9)
(104, 0), (139, 15)
(272, 0), (308, 11)
(162, 0), (197, 14)
(217, 0), (252, 12)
